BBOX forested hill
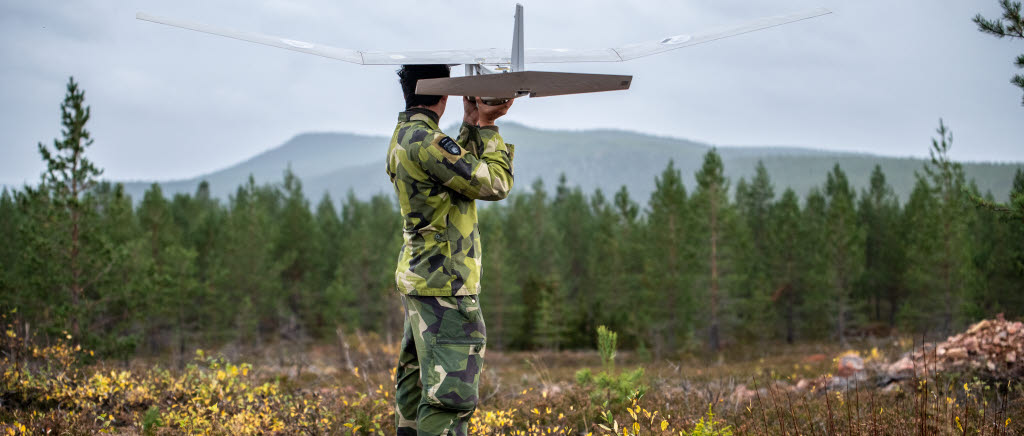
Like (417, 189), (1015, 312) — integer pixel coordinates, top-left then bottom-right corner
(120, 123), (1023, 204)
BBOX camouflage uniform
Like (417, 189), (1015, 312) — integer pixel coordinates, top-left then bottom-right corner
(386, 108), (514, 435)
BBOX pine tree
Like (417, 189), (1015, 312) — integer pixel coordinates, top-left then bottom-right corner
(12, 186), (68, 329)
(171, 182), (229, 341)
(900, 120), (977, 334)
(478, 204), (516, 349)
(1012, 170), (1024, 275)
(974, 0), (1024, 105)
(610, 185), (650, 350)
(799, 189), (832, 338)
(0, 189), (18, 293)
(734, 161), (776, 341)
(314, 192), (343, 334)
(139, 184), (181, 261)
(926, 120), (975, 333)
(969, 189), (1024, 318)
(551, 173), (595, 347)
(966, 171), (1024, 319)
(36, 77), (104, 337)
(507, 179), (565, 349)
(645, 160), (694, 355)
(138, 183), (200, 361)
(87, 182), (148, 357)
(737, 162), (775, 252)
(587, 188), (635, 348)
(767, 188), (802, 343)
(215, 176), (282, 344)
(900, 178), (940, 330)
(824, 164), (864, 346)
(274, 168), (321, 337)
(691, 149), (739, 351)
(336, 192), (401, 337)
(857, 165), (905, 326)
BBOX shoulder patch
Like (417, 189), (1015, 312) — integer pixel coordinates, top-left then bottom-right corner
(439, 137), (462, 155)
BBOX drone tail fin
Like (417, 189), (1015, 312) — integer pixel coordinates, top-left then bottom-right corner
(511, 4), (524, 72)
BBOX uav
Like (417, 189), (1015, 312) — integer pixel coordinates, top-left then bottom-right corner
(138, 5), (830, 104)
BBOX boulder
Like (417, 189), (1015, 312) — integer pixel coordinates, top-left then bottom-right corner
(837, 353), (865, 377)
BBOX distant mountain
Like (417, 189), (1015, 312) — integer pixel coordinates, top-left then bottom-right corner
(120, 123), (1023, 206)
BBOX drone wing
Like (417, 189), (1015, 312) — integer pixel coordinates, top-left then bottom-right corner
(136, 13), (514, 65)
(139, 8), (828, 66)
(525, 7), (831, 63)
(137, 13), (365, 63)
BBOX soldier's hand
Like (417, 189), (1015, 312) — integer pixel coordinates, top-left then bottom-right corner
(463, 96), (479, 126)
(478, 98), (513, 127)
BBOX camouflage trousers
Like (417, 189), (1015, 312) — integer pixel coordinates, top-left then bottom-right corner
(395, 295), (486, 436)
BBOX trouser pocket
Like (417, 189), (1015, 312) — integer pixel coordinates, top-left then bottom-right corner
(425, 335), (485, 411)
(421, 295), (486, 412)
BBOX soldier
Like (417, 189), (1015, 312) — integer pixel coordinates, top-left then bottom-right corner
(386, 64), (515, 436)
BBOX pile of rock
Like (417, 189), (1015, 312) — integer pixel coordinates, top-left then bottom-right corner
(727, 316), (1023, 403)
(886, 315), (1023, 381)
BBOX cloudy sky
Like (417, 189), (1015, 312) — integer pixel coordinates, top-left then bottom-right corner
(1, 0), (1021, 185)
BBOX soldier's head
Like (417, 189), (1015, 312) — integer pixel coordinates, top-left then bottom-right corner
(398, 64), (451, 113)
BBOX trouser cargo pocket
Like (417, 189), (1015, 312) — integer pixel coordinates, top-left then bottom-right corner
(425, 336), (485, 411)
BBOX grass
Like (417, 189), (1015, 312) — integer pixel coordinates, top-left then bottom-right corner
(1, 316), (1022, 435)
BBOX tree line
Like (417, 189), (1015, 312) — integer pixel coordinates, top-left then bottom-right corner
(2, 78), (1022, 360)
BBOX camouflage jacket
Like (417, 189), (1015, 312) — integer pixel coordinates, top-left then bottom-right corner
(386, 108), (515, 296)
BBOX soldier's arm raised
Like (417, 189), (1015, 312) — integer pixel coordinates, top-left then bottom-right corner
(415, 129), (514, 201)
(456, 96), (485, 158)
(456, 122), (483, 158)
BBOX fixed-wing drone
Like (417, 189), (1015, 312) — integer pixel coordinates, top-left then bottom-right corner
(137, 5), (830, 104)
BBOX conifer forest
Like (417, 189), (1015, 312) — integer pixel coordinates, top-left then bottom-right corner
(3, 79), (1023, 361)
(4, 12), (1024, 429)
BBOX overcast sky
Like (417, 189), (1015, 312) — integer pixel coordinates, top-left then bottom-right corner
(1, 0), (1021, 185)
